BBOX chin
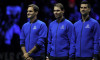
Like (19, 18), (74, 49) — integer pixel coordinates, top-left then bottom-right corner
(55, 16), (59, 18)
(81, 12), (84, 14)
(55, 16), (58, 18)
(55, 17), (58, 19)
(27, 16), (31, 18)
(27, 17), (29, 18)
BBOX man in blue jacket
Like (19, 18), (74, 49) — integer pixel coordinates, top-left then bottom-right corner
(69, 1), (99, 60)
(20, 4), (47, 60)
(46, 3), (73, 60)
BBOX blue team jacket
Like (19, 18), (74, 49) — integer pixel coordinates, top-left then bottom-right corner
(69, 17), (99, 58)
(47, 18), (73, 57)
(20, 20), (47, 57)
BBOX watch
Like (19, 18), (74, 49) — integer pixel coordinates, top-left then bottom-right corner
(27, 52), (31, 55)
(46, 56), (49, 59)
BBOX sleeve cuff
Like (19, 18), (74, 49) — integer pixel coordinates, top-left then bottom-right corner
(69, 58), (75, 60)
(93, 54), (99, 60)
(47, 54), (50, 57)
(93, 54), (98, 58)
(30, 44), (41, 53)
(69, 54), (75, 58)
(35, 44), (41, 50)
(20, 44), (25, 47)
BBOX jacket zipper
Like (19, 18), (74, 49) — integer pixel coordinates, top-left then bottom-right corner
(80, 22), (84, 57)
(55, 23), (59, 56)
(28, 23), (32, 51)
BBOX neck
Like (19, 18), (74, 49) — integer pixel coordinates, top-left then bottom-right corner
(82, 14), (89, 22)
(30, 16), (37, 23)
(57, 16), (63, 23)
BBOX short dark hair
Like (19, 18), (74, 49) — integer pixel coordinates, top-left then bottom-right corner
(28, 4), (39, 12)
(80, 1), (91, 8)
(54, 3), (64, 11)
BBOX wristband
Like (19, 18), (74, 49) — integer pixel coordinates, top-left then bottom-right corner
(46, 56), (49, 59)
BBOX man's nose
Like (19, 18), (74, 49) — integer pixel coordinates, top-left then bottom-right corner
(54, 11), (58, 14)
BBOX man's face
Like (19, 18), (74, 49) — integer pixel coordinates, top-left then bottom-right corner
(53, 6), (64, 19)
(27, 7), (37, 19)
(80, 4), (90, 15)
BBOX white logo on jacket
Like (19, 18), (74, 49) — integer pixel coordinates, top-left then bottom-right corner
(85, 24), (90, 28)
(61, 25), (64, 29)
(33, 26), (37, 29)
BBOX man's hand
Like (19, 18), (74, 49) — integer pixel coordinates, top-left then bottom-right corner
(26, 57), (33, 60)
(23, 53), (29, 58)
(46, 58), (49, 60)
(92, 59), (94, 60)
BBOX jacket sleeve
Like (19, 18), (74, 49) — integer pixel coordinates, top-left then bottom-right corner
(47, 24), (52, 56)
(20, 25), (25, 47)
(36, 23), (47, 49)
(69, 25), (76, 58)
(93, 22), (100, 55)
(99, 30), (100, 52)
(67, 22), (73, 42)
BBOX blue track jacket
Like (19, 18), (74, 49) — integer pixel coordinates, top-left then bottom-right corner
(69, 17), (100, 58)
(20, 20), (47, 57)
(47, 18), (73, 57)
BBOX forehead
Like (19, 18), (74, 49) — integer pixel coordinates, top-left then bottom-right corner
(54, 6), (61, 10)
(80, 4), (88, 7)
(27, 7), (34, 10)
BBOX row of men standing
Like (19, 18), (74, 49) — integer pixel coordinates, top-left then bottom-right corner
(20, 1), (100, 60)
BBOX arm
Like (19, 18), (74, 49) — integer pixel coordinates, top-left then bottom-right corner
(21, 46), (27, 54)
(21, 46), (29, 59)
(20, 26), (28, 58)
(21, 46), (34, 60)
(28, 23), (47, 54)
(27, 46), (36, 55)
(69, 25), (76, 59)
(47, 24), (52, 59)
(93, 22), (100, 59)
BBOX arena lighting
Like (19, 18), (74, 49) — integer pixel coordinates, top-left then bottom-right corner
(68, 0), (75, 8)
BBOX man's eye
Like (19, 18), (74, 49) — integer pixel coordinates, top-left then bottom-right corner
(84, 7), (87, 8)
(57, 10), (60, 11)
(54, 10), (60, 12)
(27, 11), (33, 12)
(80, 7), (83, 8)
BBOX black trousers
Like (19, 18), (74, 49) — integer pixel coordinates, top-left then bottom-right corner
(34, 56), (45, 60)
(30, 53), (45, 60)
(49, 56), (69, 60)
(76, 57), (92, 60)
(99, 53), (100, 60)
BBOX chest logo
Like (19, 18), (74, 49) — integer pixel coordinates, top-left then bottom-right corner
(33, 26), (37, 29)
(61, 25), (64, 29)
(85, 24), (90, 28)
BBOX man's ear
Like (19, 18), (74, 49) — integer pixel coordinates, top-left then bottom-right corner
(62, 9), (64, 14)
(89, 8), (91, 12)
(35, 11), (38, 15)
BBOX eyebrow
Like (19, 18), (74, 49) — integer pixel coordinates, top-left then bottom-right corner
(80, 7), (88, 8)
(53, 10), (60, 11)
(27, 10), (33, 12)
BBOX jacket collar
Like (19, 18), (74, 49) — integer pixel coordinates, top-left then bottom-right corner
(56, 17), (65, 23)
(29, 19), (38, 23)
(81, 16), (90, 22)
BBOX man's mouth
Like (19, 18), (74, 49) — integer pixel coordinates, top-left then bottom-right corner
(82, 10), (85, 12)
(27, 14), (31, 16)
(55, 14), (58, 16)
